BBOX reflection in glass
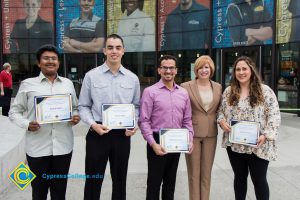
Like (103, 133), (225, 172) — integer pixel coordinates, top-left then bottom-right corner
(277, 43), (299, 113)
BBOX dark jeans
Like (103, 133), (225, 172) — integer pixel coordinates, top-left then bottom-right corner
(1, 88), (12, 116)
(146, 133), (180, 200)
(84, 129), (130, 200)
(26, 152), (72, 200)
(227, 147), (270, 200)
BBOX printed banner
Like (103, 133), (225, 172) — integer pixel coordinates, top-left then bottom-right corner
(212, 0), (274, 48)
(276, 0), (292, 44)
(158, 0), (210, 51)
(56, 0), (105, 53)
(277, 0), (300, 43)
(2, 0), (54, 54)
(106, 0), (156, 52)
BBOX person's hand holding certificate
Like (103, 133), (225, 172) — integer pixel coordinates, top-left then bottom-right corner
(230, 120), (260, 147)
(102, 104), (136, 129)
(159, 129), (190, 153)
(34, 94), (72, 124)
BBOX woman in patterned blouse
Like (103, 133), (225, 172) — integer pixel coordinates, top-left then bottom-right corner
(217, 56), (281, 200)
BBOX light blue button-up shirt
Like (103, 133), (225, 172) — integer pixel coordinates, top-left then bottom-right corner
(78, 63), (140, 126)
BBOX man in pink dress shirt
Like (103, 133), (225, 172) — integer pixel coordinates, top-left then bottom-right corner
(139, 55), (194, 200)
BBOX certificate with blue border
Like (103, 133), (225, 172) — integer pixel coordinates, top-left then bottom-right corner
(102, 104), (135, 129)
(159, 128), (190, 153)
(34, 94), (72, 124)
(230, 120), (260, 147)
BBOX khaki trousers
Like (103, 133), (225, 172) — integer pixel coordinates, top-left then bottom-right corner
(186, 137), (217, 200)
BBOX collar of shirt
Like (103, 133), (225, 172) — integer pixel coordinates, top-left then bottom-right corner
(157, 79), (179, 90)
(3, 70), (11, 75)
(102, 63), (127, 76)
(38, 72), (62, 83)
(124, 8), (143, 19)
(79, 12), (93, 21)
(1, 69), (8, 73)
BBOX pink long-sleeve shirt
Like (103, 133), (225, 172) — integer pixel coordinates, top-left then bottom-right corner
(139, 79), (194, 146)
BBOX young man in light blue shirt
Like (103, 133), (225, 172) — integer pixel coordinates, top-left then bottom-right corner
(79, 34), (140, 200)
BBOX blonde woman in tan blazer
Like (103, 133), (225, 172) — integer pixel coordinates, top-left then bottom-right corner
(181, 55), (222, 200)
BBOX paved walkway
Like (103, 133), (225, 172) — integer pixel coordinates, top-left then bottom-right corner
(0, 113), (300, 199)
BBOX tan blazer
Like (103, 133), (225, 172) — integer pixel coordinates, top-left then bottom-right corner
(181, 80), (222, 138)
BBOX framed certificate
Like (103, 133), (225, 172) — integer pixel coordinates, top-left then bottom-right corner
(229, 120), (260, 146)
(102, 104), (136, 129)
(34, 94), (72, 124)
(159, 128), (190, 153)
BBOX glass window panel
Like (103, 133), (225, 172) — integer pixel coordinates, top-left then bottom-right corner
(277, 43), (299, 113)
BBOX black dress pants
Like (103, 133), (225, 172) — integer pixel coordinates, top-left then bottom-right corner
(26, 152), (72, 200)
(146, 133), (180, 200)
(1, 88), (12, 116)
(84, 129), (130, 200)
(227, 147), (270, 200)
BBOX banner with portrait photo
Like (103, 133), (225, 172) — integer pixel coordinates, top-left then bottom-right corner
(106, 0), (156, 52)
(158, 0), (210, 51)
(276, 0), (292, 44)
(56, 0), (105, 53)
(212, 0), (274, 48)
(2, 0), (54, 54)
(277, 0), (300, 43)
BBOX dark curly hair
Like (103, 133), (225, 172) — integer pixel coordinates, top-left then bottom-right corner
(229, 56), (264, 107)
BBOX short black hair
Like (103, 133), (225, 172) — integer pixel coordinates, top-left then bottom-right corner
(158, 55), (177, 67)
(36, 44), (59, 63)
(121, 0), (144, 13)
(104, 34), (124, 47)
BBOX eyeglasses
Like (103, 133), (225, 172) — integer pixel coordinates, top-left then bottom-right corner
(42, 56), (58, 61)
(159, 66), (177, 71)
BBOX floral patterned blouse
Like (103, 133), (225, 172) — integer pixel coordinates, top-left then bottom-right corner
(217, 84), (281, 161)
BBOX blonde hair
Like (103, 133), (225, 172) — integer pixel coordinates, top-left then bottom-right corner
(3, 63), (11, 70)
(194, 55), (215, 79)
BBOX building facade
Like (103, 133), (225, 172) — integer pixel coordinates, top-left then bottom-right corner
(1, 0), (299, 115)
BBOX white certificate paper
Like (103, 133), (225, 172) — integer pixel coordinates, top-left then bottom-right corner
(102, 104), (135, 129)
(230, 120), (260, 146)
(34, 94), (72, 124)
(159, 128), (190, 153)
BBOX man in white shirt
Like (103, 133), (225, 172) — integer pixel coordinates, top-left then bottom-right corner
(9, 44), (80, 200)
